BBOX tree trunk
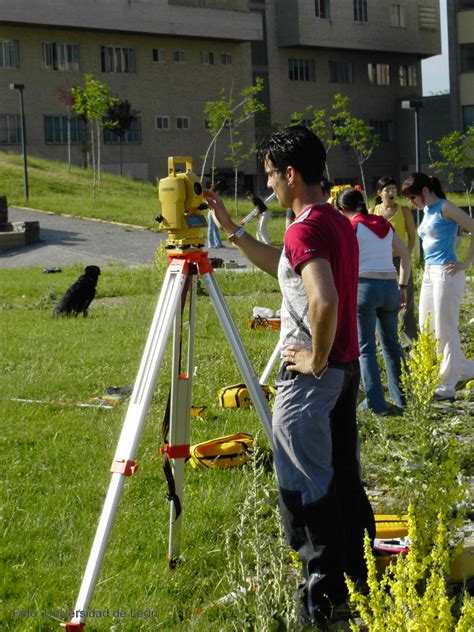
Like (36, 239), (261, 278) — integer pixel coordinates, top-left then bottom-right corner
(96, 121), (101, 187)
(90, 124), (97, 201)
(200, 119), (227, 182)
(119, 137), (123, 176)
(358, 159), (368, 204)
(67, 115), (71, 172)
(466, 187), (473, 218)
(234, 165), (238, 212)
(324, 161), (331, 181)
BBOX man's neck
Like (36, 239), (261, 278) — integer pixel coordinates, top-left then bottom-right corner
(292, 185), (327, 215)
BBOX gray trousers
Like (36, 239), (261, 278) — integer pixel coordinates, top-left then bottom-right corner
(272, 361), (375, 606)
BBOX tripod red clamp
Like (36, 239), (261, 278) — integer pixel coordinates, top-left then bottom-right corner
(160, 444), (190, 459)
(110, 459), (139, 476)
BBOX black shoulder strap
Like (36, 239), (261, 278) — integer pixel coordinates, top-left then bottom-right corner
(160, 275), (192, 522)
(283, 295), (311, 339)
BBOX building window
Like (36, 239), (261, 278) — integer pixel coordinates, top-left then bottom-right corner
(462, 105), (474, 132)
(329, 61), (353, 83)
(0, 40), (21, 69)
(152, 48), (164, 63)
(315, 0), (330, 19)
(390, 3), (405, 27)
(104, 117), (141, 144)
(44, 115), (85, 144)
(202, 51), (214, 65)
(369, 120), (394, 142)
(368, 63), (390, 85)
(399, 64), (417, 87)
(100, 46), (136, 73)
(0, 114), (21, 144)
(353, 0), (368, 22)
(156, 116), (170, 130)
(176, 116), (190, 130)
(42, 43), (80, 71)
(221, 53), (232, 65)
(460, 44), (474, 73)
(419, 5), (437, 31)
(288, 58), (316, 81)
(173, 50), (186, 63)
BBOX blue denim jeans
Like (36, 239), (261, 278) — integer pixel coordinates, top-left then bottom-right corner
(207, 211), (223, 248)
(357, 278), (405, 412)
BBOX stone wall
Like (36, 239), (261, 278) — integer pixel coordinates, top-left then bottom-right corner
(0, 197), (41, 251)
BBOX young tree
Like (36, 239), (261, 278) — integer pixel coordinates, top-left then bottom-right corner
(104, 99), (139, 176)
(72, 74), (118, 199)
(428, 125), (474, 216)
(331, 94), (379, 199)
(202, 89), (233, 189)
(202, 78), (265, 209)
(290, 105), (338, 180)
(57, 88), (74, 171)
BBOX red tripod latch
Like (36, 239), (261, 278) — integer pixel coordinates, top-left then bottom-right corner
(160, 444), (190, 459)
(110, 459), (139, 476)
(60, 623), (85, 631)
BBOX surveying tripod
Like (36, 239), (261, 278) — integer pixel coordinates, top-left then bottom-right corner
(62, 250), (273, 630)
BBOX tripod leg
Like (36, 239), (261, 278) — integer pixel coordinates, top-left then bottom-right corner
(201, 270), (273, 447)
(168, 276), (196, 562)
(259, 340), (281, 385)
(65, 260), (188, 628)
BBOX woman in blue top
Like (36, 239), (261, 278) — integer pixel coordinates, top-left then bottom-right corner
(402, 173), (474, 400)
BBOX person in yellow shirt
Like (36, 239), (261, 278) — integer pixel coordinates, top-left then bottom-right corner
(369, 176), (417, 344)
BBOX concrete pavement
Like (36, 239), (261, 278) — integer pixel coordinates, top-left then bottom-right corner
(0, 207), (253, 270)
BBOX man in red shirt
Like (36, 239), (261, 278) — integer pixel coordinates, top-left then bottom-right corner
(205, 126), (374, 627)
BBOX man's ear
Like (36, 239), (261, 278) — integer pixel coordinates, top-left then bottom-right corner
(286, 165), (296, 186)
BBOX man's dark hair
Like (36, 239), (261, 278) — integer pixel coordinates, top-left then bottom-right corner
(259, 125), (326, 186)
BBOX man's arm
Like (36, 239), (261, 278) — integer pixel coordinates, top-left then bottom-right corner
(282, 258), (338, 375)
(301, 258), (339, 374)
(205, 188), (280, 277)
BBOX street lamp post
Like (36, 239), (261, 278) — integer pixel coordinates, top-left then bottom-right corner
(402, 99), (424, 261)
(9, 83), (29, 201)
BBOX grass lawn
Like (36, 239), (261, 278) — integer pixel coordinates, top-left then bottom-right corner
(1, 263), (292, 631)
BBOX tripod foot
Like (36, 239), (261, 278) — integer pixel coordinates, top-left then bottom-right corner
(168, 555), (181, 570)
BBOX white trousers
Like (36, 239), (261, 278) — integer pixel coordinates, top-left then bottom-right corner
(256, 210), (272, 245)
(419, 265), (474, 395)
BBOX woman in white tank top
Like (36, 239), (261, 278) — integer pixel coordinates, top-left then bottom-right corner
(337, 188), (411, 414)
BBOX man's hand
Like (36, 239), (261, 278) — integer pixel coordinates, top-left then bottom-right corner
(399, 287), (407, 308)
(281, 344), (313, 374)
(204, 188), (237, 235)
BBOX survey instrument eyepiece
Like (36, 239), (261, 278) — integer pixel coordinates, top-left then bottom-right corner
(157, 156), (208, 252)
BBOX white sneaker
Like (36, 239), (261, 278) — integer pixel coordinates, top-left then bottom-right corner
(433, 388), (456, 401)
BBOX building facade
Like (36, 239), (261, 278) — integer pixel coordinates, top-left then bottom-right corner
(1, 0), (441, 192)
(447, 0), (474, 132)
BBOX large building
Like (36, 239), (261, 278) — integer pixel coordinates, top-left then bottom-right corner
(1, 0), (441, 192)
(447, 0), (474, 132)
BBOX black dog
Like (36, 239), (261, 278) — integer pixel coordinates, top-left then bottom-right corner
(53, 265), (101, 317)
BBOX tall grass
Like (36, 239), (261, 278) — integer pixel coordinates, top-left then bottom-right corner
(1, 264), (290, 631)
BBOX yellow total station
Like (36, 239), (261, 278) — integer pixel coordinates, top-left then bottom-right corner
(157, 156), (208, 251)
